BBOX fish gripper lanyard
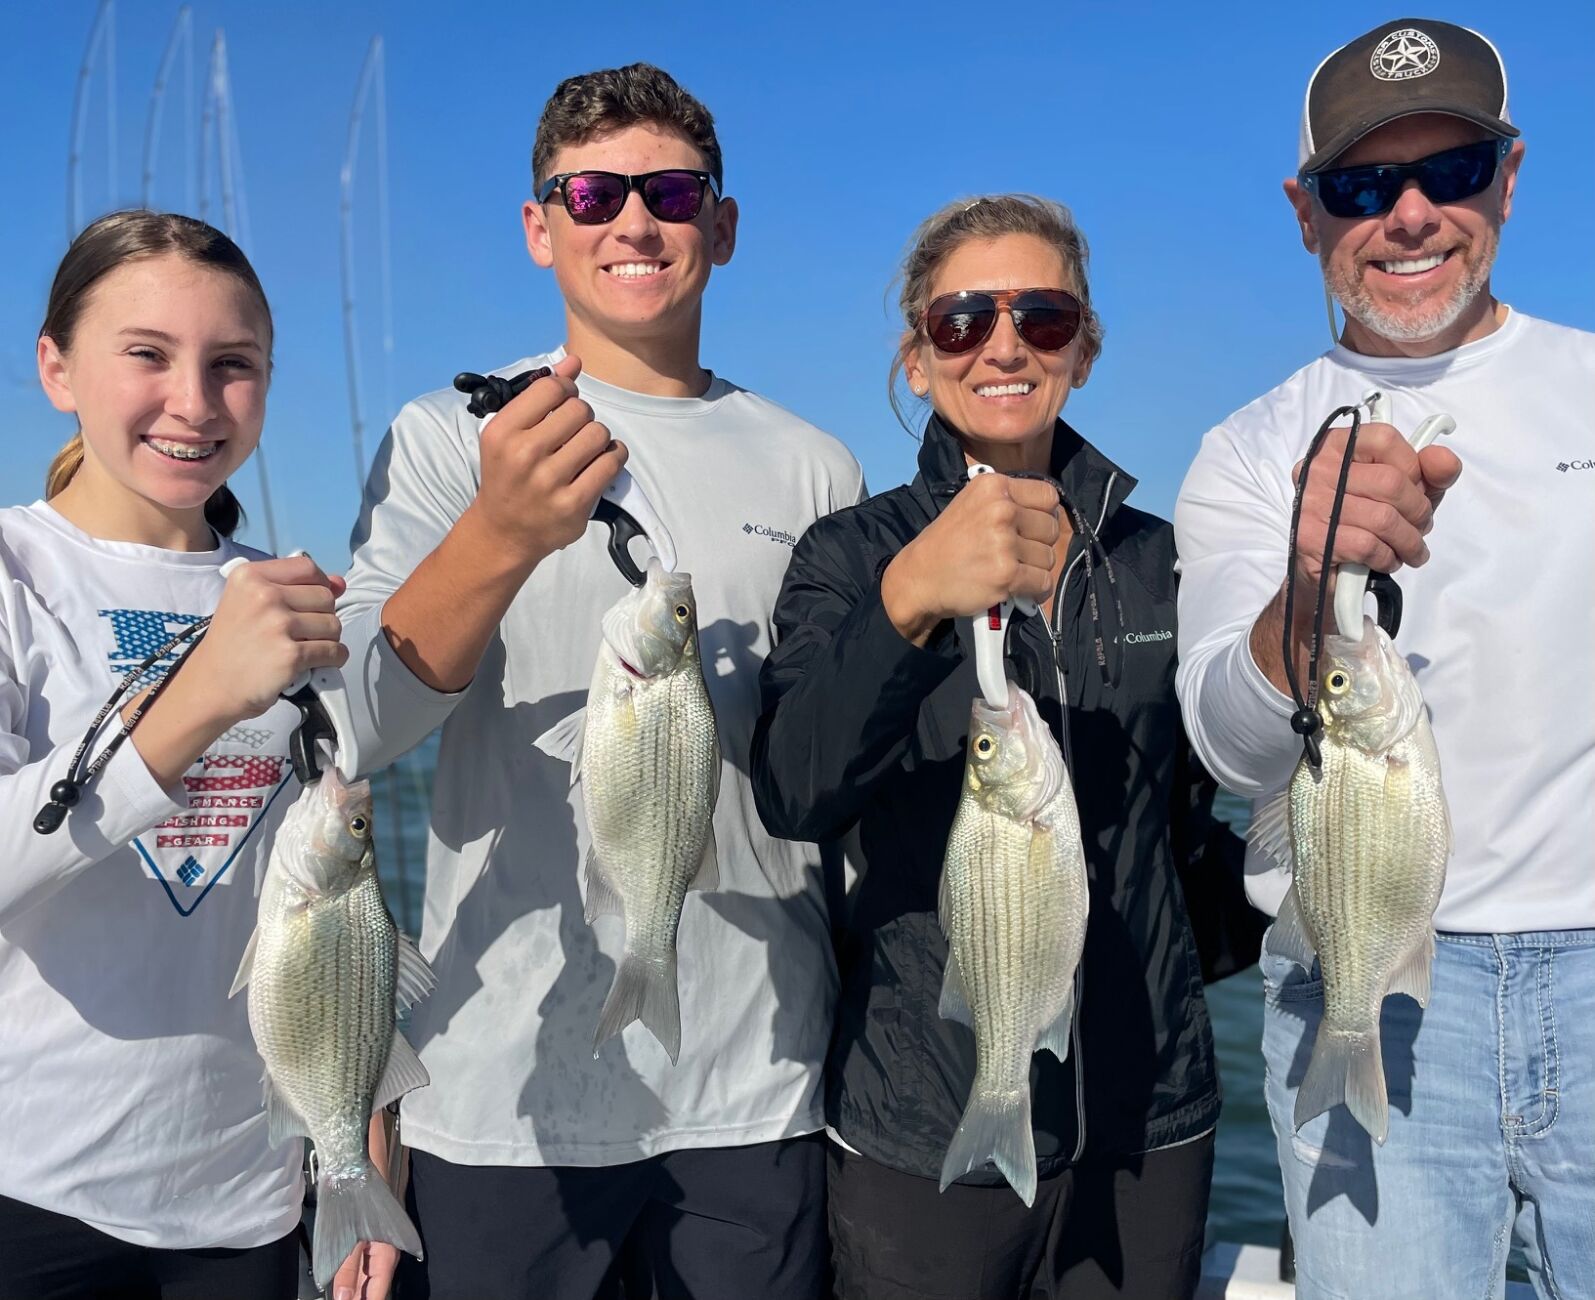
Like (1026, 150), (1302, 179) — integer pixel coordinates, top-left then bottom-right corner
(33, 619), (213, 834)
(1281, 404), (1364, 771)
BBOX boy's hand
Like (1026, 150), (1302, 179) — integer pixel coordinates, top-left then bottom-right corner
(469, 354), (628, 568)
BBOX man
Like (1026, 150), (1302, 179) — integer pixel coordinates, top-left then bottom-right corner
(1175, 19), (1593, 1300)
(336, 63), (862, 1300)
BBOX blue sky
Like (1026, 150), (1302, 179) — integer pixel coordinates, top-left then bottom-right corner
(2, 1), (1591, 567)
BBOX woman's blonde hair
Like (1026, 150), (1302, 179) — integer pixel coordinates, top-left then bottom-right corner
(41, 210), (272, 537)
(889, 194), (1104, 429)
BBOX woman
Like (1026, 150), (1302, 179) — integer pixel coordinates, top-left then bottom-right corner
(0, 212), (349, 1299)
(751, 195), (1233, 1299)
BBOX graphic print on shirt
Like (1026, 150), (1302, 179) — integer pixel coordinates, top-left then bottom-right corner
(99, 607), (296, 916)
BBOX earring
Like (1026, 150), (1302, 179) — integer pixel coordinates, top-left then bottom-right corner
(911, 382), (927, 396)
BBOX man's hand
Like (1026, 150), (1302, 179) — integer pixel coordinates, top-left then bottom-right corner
(331, 1240), (399, 1300)
(1289, 421), (1461, 585)
(1251, 419), (1463, 694)
(882, 472), (1061, 646)
(468, 353), (628, 569)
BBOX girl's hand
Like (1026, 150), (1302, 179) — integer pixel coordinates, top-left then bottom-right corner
(182, 555), (349, 728)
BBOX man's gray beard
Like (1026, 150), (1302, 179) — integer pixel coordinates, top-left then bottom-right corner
(1323, 230), (1497, 344)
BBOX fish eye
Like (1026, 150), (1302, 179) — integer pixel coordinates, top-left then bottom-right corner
(673, 603), (691, 623)
(1324, 670), (1351, 695)
(348, 815), (370, 839)
(973, 734), (996, 759)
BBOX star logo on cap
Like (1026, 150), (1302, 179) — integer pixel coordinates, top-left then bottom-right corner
(1370, 28), (1441, 81)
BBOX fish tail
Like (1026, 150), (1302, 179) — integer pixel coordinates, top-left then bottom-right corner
(1295, 1027), (1389, 1144)
(939, 1090), (1038, 1207)
(593, 951), (681, 1064)
(312, 1169), (423, 1289)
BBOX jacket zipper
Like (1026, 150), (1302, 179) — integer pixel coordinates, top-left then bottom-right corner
(1045, 471), (1116, 1166)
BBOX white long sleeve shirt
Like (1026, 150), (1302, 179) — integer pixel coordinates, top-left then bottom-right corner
(338, 351), (865, 1167)
(0, 502), (303, 1248)
(1175, 310), (1595, 934)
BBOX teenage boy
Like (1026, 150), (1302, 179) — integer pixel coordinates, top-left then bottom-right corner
(338, 63), (862, 1300)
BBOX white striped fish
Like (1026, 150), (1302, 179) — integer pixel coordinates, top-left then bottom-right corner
(231, 767), (433, 1289)
(1250, 616), (1451, 1143)
(536, 558), (720, 1064)
(938, 684), (1088, 1206)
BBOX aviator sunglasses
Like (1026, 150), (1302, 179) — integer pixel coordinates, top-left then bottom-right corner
(924, 287), (1084, 355)
(1300, 138), (1511, 220)
(535, 168), (721, 225)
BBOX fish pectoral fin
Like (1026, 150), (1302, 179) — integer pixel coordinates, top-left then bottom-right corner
(937, 951), (975, 1029)
(1266, 884), (1319, 971)
(688, 826), (719, 893)
(533, 708), (586, 783)
(1247, 787), (1295, 871)
(373, 1031), (431, 1112)
(1035, 979), (1077, 1064)
(394, 933), (437, 1013)
(262, 1072), (311, 1147)
(583, 848), (627, 924)
(1387, 931), (1435, 1008)
(228, 927), (260, 998)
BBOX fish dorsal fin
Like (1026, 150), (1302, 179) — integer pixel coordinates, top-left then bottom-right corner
(394, 933), (436, 1014)
(263, 1072), (310, 1147)
(1387, 931), (1435, 1008)
(689, 826), (719, 893)
(583, 847), (626, 924)
(534, 708), (586, 784)
(938, 950), (974, 1029)
(228, 927), (260, 999)
(1266, 884), (1318, 971)
(373, 1031), (431, 1112)
(1247, 787), (1295, 871)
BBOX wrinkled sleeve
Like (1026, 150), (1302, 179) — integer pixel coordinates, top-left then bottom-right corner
(334, 398), (473, 779)
(0, 602), (186, 923)
(751, 515), (959, 843)
(1173, 419), (1303, 800)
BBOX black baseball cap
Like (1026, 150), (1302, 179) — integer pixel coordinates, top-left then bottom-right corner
(1298, 19), (1518, 173)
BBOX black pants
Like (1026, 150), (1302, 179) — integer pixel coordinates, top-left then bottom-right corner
(828, 1132), (1214, 1300)
(0, 1192), (300, 1300)
(395, 1133), (828, 1300)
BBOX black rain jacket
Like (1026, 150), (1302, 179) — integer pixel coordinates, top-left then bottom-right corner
(751, 413), (1255, 1184)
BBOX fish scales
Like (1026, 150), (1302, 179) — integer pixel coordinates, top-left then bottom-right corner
(251, 863), (396, 1171)
(233, 768), (432, 1288)
(536, 559), (721, 1063)
(1254, 618), (1450, 1144)
(937, 687), (1089, 1206)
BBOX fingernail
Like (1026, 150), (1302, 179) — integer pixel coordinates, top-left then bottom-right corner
(335, 1288), (353, 1300)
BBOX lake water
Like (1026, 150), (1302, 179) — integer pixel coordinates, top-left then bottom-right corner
(367, 741), (1292, 1252)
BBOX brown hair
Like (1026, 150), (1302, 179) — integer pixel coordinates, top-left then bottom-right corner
(889, 194), (1105, 429)
(532, 63), (723, 189)
(41, 210), (272, 538)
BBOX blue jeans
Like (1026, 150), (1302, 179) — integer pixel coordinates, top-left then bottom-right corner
(1261, 929), (1595, 1300)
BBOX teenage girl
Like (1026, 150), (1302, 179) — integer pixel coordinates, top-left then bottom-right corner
(0, 211), (349, 1299)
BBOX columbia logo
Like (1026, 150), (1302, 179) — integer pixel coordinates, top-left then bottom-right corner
(1558, 459), (1594, 472)
(1123, 629), (1173, 645)
(742, 522), (798, 547)
(742, 523), (754, 534)
(176, 857), (205, 886)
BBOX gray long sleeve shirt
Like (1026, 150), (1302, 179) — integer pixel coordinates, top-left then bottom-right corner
(338, 350), (864, 1165)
